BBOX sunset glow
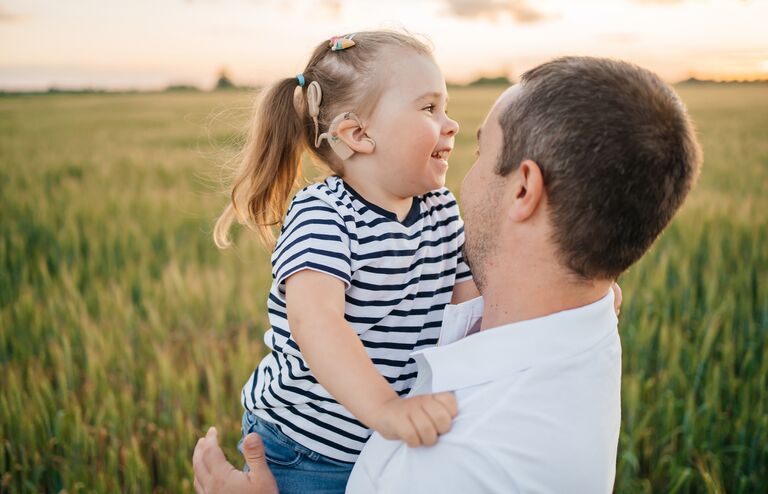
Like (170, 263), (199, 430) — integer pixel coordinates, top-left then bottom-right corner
(1, 0), (767, 90)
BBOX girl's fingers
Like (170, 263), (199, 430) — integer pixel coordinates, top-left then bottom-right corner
(409, 407), (438, 446)
(422, 400), (454, 435)
(431, 392), (458, 417)
(612, 282), (623, 315)
(397, 417), (420, 447)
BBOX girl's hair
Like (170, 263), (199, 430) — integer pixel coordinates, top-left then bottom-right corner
(213, 30), (432, 249)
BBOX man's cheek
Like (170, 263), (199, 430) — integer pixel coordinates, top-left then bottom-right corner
(459, 167), (475, 202)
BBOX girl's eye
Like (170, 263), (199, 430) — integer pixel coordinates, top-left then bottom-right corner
(422, 104), (435, 113)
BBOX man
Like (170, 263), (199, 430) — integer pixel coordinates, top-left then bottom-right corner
(193, 56), (701, 493)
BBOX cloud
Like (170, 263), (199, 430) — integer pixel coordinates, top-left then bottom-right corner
(632, 1), (756, 7)
(632, 0), (685, 4)
(321, 0), (342, 16)
(0, 8), (25, 22)
(184, 0), (343, 16)
(443, 0), (553, 23)
(598, 33), (641, 44)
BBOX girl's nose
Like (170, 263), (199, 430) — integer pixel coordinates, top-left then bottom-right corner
(444, 116), (459, 137)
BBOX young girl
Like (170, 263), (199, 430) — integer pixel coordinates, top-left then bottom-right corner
(214, 30), (479, 493)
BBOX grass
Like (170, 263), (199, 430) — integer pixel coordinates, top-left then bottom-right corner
(1, 84), (766, 493)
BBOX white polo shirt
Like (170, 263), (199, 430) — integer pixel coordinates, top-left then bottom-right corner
(346, 290), (622, 493)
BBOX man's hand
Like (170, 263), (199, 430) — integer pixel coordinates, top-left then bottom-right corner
(192, 427), (278, 494)
(612, 282), (623, 317)
(371, 392), (458, 447)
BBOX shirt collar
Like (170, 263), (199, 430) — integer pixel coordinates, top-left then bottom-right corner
(411, 289), (618, 393)
(338, 177), (422, 227)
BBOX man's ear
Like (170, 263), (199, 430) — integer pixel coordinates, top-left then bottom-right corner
(507, 159), (545, 222)
(334, 117), (376, 155)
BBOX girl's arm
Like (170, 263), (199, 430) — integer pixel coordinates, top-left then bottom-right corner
(285, 270), (457, 447)
(451, 279), (480, 305)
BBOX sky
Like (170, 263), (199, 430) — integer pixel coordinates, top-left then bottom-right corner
(1, 0), (767, 91)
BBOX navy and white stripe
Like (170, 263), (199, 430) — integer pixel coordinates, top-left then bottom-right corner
(242, 175), (473, 462)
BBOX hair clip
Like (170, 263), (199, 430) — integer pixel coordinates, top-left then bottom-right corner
(329, 34), (356, 51)
(296, 73), (305, 87)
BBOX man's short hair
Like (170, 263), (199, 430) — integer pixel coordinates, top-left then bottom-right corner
(498, 56), (702, 280)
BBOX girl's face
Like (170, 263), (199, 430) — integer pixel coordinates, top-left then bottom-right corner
(364, 50), (459, 198)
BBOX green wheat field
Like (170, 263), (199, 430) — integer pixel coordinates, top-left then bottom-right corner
(1, 84), (766, 493)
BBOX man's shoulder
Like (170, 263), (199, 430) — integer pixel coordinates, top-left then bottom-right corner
(388, 392), (616, 493)
(349, 353), (621, 493)
(443, 345), (621, 492)
(348, 434), (519, 493)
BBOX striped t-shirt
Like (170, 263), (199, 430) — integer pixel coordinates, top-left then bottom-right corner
(241, 175), (472, 463)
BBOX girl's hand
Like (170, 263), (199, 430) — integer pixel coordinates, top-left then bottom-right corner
(612, 282), (623, 317)
(451, 279), (481, 305)
(372, 392), (458, 447)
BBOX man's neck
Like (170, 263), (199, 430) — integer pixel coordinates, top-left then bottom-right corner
(479, 257), (612, 331)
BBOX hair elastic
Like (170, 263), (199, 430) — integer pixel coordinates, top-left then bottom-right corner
(296, 73), (305, 87)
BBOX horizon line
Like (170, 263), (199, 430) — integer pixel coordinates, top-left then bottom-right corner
(3, 76), (768, 95)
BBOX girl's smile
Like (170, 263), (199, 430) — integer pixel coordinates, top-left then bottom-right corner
(344, 47), (459, 204)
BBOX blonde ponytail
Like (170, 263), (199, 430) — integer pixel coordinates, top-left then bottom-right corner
(214, 78), (306, 249)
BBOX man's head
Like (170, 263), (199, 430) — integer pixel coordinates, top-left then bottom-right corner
(461, 57), (702, 289)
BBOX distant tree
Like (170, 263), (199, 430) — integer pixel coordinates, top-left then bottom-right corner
(679, 77), (705, 85)
(676, 77), (768, 86)
(215, 68), (236, 90)
(165, 84), (200, 92)
(468, 75), (513, 87)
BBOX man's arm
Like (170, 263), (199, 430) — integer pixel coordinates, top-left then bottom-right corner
(347, 436), (518, 494)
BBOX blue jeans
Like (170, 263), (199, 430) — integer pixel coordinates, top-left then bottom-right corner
(238, 410), (354, 494)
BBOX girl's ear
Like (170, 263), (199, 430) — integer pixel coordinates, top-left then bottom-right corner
(334, 115), (376, 155)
